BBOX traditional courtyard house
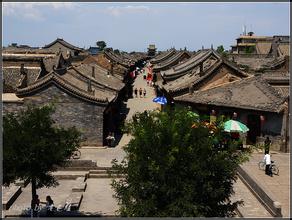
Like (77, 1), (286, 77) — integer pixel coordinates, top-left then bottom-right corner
(150, 48), (176, 65)
(87, 46), (101, 55)
(259, 55), (290, 73)
(159, 49), (249, 98)
(159, 49), (221, 83)
(152, 50), (191, 73)
(104, 49), (134, 68)
(43, 38), (84, 58)
(3, 56), (125, 147)
(2, 51), (70, 92)
(81, 54), (128, 81)
(173, 75), (289, 151)
(228, 34), (290, 72)
(262, 71), (290, 152)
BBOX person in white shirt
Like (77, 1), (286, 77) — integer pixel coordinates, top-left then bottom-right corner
(263, 151), (272, 176)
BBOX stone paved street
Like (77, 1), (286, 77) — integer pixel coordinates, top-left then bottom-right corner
(79, 178), (119, 216)
(231, 177), (272, 217)
(79, 69), (159, 167)
(241, 151), (290, 217)
(2, 68), (290, 218)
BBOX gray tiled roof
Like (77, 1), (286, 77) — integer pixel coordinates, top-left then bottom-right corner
(161, 49), (220, 81)
(163, 58), (249, 95)
(43, 38), (83, 51)
(16, 63), (125, 105)
(150, 49), (176, 64)
(104, 50), (132, 68)
(72, 63), (124, 91)
(174, 76), (286, 113)
(153, 51), (191, 71)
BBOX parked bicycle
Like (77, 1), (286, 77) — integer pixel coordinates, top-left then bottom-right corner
(70, 149), (81, 160)
(258, 160), (279, 175)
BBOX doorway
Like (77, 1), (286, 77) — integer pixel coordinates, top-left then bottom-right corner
(247, 114), (261, 144)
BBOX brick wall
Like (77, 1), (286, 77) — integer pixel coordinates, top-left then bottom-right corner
(3, 85), (106, 146)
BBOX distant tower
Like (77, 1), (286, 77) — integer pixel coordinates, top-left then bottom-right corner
(147, 44), (156, 57)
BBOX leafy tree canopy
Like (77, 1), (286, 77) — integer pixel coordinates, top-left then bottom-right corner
(114, 49), (120, 54)
(216, 45), (225, 54)
(96, 41), (107, 51)
(3, 104), (82, 212)
(112, 107), (250, 217)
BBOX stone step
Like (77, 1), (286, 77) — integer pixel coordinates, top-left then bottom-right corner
(88, 169), (119, 174)
(88, 173), (125, 178)
(58, 166), (117, 171)
(54, 174), (87, 180)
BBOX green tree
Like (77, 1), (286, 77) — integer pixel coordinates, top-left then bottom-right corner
(244, 46), (255, 54)
(216, 45), (225, 54)
(114, 49), (120, 54)
(96, 41), (107, 51)
(111, 107), (250, 217)
(3, 104), (82, 216)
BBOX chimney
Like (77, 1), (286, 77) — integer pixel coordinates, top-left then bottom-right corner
(92, 66), (95, 78)
(199, 63), (203, 73)
(17, 63), (28, 88)
(87, 79), (92, 93)
(189, 86), (194, 94)
(20, 63), (25, 72)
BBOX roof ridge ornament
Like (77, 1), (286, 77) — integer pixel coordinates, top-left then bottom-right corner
(17, 63), (28, 88)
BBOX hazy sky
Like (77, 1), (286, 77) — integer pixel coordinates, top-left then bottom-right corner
(2, 2), (290, 52)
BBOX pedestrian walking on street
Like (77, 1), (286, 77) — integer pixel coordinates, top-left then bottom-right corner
(134, 88), (138, 97)
(264, 136), (271, 154)
(263, 151), (272, 176)
(139, 88), (143, 97)
(143, 88), (146, 97)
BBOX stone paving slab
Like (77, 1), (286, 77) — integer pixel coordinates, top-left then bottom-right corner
(3, 180), (77, 217)
(78, 178), (119, 216)
(79, 72), (158, 167)
(241, 152), (290, 217)
(231, 177), (272, 217)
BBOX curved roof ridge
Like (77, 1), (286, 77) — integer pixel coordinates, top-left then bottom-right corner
(154, 51), (191, 69)
(104, 50), (130, 67)
(16, 72), (110, 104)
(70, 65), (120, 92)
(43, 38), (83, 51)
(167, 59), (223, 93)
(174, 75), (286, 113)
(165, 49), (218, 76)
(150, 48), (176, 63)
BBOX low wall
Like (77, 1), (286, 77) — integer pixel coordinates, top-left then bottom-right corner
(256, 136), (283, 151)
(237, 166), (282, 217)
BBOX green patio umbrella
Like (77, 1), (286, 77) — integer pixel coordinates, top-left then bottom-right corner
(224, 119), (249, 133)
